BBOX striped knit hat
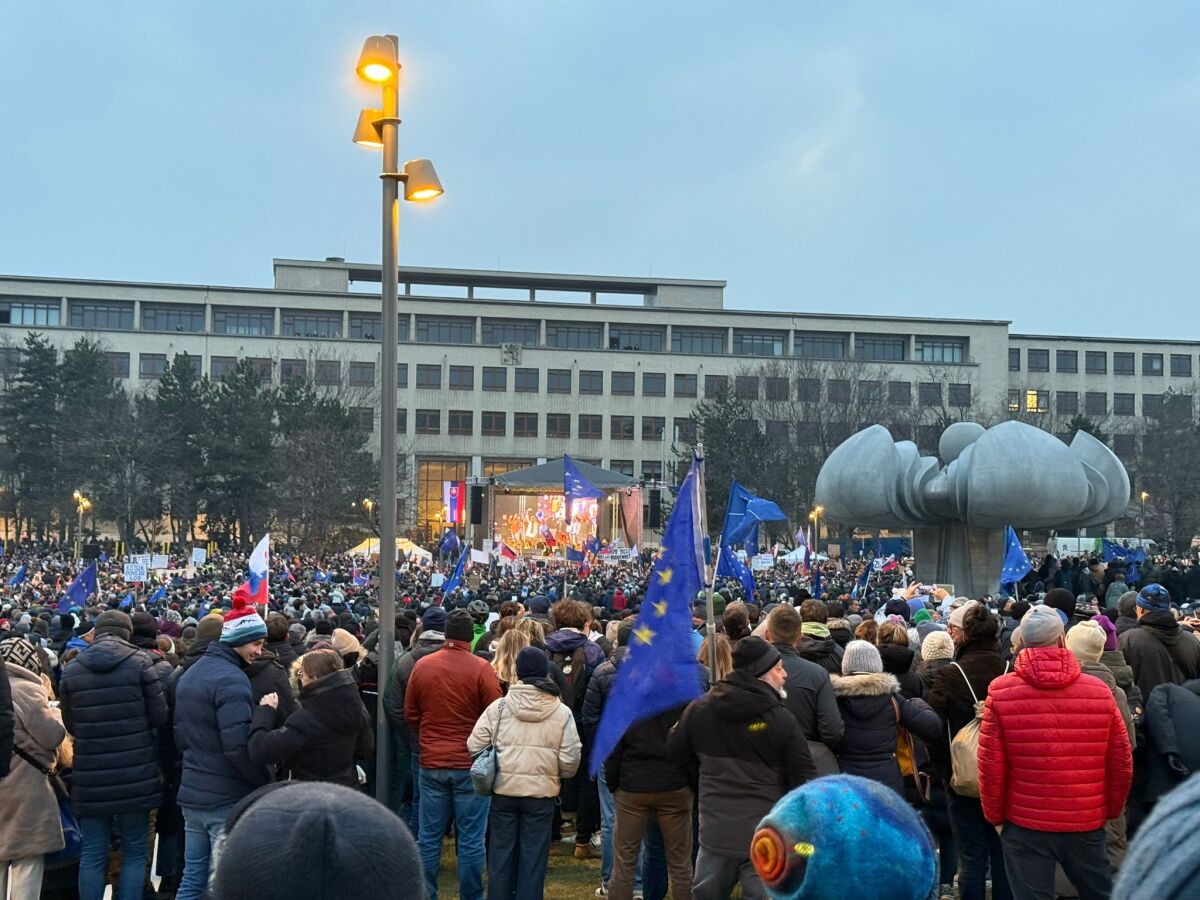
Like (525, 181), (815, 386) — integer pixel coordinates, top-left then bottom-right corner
(221, 596), (267, 647)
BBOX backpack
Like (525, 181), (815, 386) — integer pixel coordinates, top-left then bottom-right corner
(947, 660), (1007, 798)
(549, 645), (588, 712)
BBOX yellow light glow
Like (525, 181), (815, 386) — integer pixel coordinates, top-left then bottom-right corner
(356, 35), (399, 83)
(360, 62), (392, 82)
(403, 158), (443, 202)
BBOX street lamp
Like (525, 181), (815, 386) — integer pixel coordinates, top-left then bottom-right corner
(353, 33), (443, 804)
(73, 490), (91, 561)
(1139, 491), (1149, 546)
(810, 504), (824, 551)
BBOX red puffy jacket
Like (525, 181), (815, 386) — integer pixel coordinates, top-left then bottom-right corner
(978, 645), (1132, 832)
(405, 640), (503, 769)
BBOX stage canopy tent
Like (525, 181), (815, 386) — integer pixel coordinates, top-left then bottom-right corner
(492, 457), (637, 492)
(346, 537), (433, 561)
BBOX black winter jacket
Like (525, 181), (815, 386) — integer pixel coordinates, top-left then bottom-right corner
(1143, 678), (1200, 802)
(667, 670), (815, 857)
(796, 635), (843, 675)
(59, 635), (169, 816)
(879, 643), (924, 700)
(174, 641), (269, 809)
(1185, 566), (1200, 600)
(605, 705), (690, 794)
(248, 669), (373, 788)
(1119, 611), (1200, 701)
(830, 671), (941, 795)
(773, 643), (843, 748)
(581, 647), (625, 742)
(246, 650), (297, 728)
(927, 642), (1009, 785)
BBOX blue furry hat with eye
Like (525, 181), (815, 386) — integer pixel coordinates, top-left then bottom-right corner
(750, 775), (938, 900)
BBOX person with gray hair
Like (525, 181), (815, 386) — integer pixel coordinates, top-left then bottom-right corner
(978, 605), (1133, 899)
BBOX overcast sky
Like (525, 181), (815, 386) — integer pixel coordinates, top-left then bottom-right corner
(2, 2), (1197, 338)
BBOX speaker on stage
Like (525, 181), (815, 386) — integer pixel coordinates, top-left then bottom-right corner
(649, 489), (662, 528)
(470, 485), (484, 525)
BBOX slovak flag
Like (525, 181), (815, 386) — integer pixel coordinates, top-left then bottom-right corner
(233, 533), (269, 605)
(880, 555), (898, 574)
(444, 480), (466, 525)
(352, 564), (369, 587)
(499, 541), (518, 561)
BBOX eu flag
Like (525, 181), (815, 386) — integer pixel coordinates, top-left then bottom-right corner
(148, 585), (167, 605)
(439, 529), (461, 558)
(564, 454), (603, 518)
(720, 482), (787, 548)
(715, 544), (756, 602)
(1000, 526), (1032, 592)
(59, 562), (98, 613)
(589, 459), (706, 776)
(7, 564), (27, 588)
(442, 547), (469, 596)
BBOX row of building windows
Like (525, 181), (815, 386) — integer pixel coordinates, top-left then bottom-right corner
(4, 297), (978, 362)
(388, 409), (698, 442)
(1008, 388), (1193, 418)
(1, 347), (979, 410)
(1010, 348), (1195, 378)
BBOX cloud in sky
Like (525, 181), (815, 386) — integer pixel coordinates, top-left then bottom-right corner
(0, 1), (1197, 338)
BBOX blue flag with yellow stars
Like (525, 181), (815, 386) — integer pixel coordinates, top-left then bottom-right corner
(1000, 525), (1032, 592)
(589, 458), (706, 776)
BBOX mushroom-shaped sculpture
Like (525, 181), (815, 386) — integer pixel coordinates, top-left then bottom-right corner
(815, 421), (1131, 596)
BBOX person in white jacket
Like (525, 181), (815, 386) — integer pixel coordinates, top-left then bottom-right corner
(469, 646), (581, 900)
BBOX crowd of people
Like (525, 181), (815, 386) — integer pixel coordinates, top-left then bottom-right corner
(1, 539), (1199, 899)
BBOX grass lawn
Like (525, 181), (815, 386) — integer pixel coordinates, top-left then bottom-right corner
(436, 838), (601, 899)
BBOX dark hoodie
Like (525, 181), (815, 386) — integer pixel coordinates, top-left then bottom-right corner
(59, 634), (169, 816)
(247, 669), (374, 787)
(796, 634), (844, 675)
(667, 670), (815, 858)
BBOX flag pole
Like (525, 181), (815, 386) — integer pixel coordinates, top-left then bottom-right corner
(694, 444), (719, 684)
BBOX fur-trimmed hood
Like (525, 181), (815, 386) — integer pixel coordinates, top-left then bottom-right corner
(830, 672), (900, 698)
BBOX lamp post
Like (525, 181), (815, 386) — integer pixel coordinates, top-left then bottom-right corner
(353, 34), (442, 803)
(810, 504), (824, 552)
(1139, 491), (1149, 546)
(73, 490), (91, 562)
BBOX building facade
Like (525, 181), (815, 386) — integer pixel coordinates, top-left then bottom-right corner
(1, 257), (1195, 538)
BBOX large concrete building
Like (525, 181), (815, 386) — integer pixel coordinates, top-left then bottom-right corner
(1, 257), (1195, 538)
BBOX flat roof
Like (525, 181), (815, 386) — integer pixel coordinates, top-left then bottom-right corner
(1011, 332), (1200, 348)
(274, 258), (726, 292)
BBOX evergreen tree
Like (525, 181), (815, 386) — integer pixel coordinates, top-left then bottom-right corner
(682, 383), (774, 531)
(58, 338), (126, 518)
(1, 334), (61, 538)
(1065, 414), (1109, 446)
(274, 378), (376, 554)
(203, 358), (276, 547)
(143, 353), (211, 542)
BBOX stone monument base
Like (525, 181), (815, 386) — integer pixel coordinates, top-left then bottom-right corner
(912, 523), (1007, 598)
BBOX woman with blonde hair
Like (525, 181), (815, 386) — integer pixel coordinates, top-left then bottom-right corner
(698, 633), (733, 688)
(492, 630), (531, 693)
(250, 648), (373, 788)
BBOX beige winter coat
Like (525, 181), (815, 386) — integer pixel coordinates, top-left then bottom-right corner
(0, 662), (66, 860)
(468, 682), (580, 798)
